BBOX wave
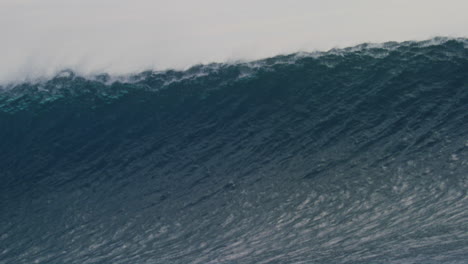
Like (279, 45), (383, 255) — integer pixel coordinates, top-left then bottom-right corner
(1, 38), (467, 263)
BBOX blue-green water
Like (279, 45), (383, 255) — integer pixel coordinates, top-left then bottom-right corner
(1, 38), (467, 263)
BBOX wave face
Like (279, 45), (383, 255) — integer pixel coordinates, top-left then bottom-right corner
(1, 38), (467, 264)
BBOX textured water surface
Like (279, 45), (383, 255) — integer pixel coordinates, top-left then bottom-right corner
(0, 38), (467, 263)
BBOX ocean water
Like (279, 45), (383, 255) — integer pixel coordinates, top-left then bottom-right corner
(0, 38), (467, 264)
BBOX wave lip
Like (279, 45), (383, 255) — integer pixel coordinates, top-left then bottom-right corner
(1, 36), (467, 88)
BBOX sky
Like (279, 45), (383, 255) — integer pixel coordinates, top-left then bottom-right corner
(1, 0), (467, 83)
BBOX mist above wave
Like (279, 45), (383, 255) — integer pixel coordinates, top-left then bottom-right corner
(1, 37), (466, 88)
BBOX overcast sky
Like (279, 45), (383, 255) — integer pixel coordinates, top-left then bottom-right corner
(1, 0), (467, 83)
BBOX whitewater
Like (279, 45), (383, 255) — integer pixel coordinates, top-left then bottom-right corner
(0, 38), (467, 263)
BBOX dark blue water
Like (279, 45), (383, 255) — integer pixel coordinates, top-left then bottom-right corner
(1, 38), (467, 263)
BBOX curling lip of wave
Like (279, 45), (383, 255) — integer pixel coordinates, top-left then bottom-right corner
(1, 36), (467, 88)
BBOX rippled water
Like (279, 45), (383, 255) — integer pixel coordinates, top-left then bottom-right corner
(0, 38), (467, 263)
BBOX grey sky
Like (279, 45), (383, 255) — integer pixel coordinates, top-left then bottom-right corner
(1, 0), (467, 83)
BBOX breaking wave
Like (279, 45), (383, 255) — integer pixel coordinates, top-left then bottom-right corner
(1, 38), (467, 263)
